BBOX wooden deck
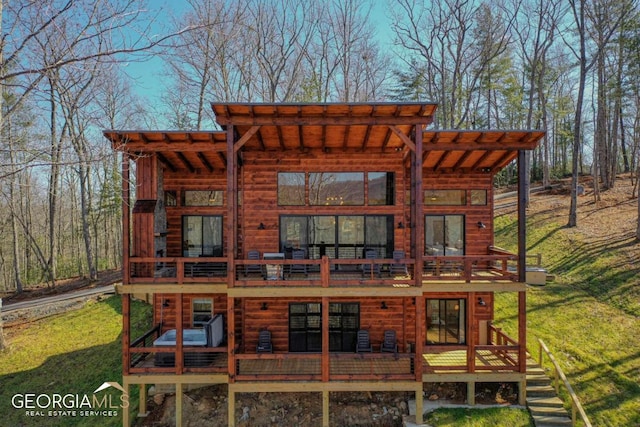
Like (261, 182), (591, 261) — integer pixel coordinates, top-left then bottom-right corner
(129, 348), (519, 378)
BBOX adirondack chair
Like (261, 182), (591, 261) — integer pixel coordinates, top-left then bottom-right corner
(355, 329), (372, 353)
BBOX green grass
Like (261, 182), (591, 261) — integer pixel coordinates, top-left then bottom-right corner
(424, 407), (534, 426)
(0, 296), (152, 427)
(494, 213), (640, 427)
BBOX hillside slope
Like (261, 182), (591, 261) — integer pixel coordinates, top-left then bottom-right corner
(494, 174), (640, 427)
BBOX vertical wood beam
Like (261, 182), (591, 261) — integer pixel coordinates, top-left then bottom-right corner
(227, 124), (237, 286)
(175, 382), (183, 427)
(137, 384), (148, 417)
(414, 126), (424, 283)
(228, 387), (236, 427)
(322, 296), (329, 382)
(122, 295), (130, 376)
(468, 292), (476, 373)
(122, 152), (130, 285)
(517, 150), (528, 373)
(415, 387), (424, 424)
(322, 390), (330, 427)
(467, 381), (476, 405)
(414, 296), (424, 381)
(175, 293), (183, 375)
(228, 297), (236, 381)
(122, 381), (130, 427)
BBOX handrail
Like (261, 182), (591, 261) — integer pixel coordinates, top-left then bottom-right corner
(537, 338), (592, 427)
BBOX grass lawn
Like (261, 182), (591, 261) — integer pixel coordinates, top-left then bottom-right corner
(424, 407), (534, 426)
(493, 206), (640, 427)
(0, 296), (152, 427)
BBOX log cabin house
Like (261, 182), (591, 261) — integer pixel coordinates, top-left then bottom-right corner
(104, 102), (543, 426)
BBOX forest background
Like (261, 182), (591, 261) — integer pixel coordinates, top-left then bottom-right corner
(1, 0), (639, 292)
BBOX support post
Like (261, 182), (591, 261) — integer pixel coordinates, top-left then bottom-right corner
(322, 390), (330, 427)
(228, 386), (236, 427)
(415, 386), (424, 425)
(517, 150), (528, 374)
(467, 381), (476, 405)
(175, 382), (183, 427)
(137, 384), (148, 417)
(122, 381), (130, 427)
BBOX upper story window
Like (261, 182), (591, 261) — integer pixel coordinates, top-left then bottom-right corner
(310, 172), (364, 206)
(425, 190), (466, 206)
(183, 190), (224, 206)
(278, 172), (305, 205)
(470, 190), (487, 206)
(368, 172), (395, 205)
(278, 172), (394, 206)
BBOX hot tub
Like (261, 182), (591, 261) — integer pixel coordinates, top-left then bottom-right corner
(153, 328), (207, 367)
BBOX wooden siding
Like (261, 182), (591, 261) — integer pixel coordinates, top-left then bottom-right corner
(153, 294), (228, 331)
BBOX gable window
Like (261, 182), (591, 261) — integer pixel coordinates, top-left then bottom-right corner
(425, 215), (464, 256)
(426, 299), (466, 344)
(182, 215), (223, 257)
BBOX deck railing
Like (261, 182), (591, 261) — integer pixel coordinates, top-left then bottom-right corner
(127, 323), (228, 374)
(537, 338), (592, 427)
(127, 249), (520, 286)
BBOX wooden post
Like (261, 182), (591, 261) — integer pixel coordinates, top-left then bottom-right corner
(468, 293), (476, 373)
(226, 124), (237, 286)
(175, 382), (183, 427)
(122, 152), (130, 286)
(415, 387), (424, 425)
(228, 386), (236, 427)
(137, 384), (148, 417)
(122, 381), (130, 427)
(122, 295), (131, 375)
(322, 390), (330, 427)
(175, 294), (183, 375)
(228, 297), (236, 381)
(467, 381), (476, 405)
(322, 296), (329, 382)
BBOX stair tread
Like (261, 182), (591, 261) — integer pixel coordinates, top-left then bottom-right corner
(529, 406), (570, 416)
(526, 396), (565, 407)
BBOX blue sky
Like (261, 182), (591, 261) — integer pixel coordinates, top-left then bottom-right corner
(122, 0), (395, 107)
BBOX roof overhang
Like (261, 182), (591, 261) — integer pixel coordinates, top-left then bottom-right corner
(104, 102), (543, 174)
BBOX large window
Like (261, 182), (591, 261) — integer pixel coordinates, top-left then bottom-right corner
(278, 172), (394, 206)
(425, 215), (464, 256)
(289, 302), (359, 352)
(280, 215), (394, 260)
(182, 215), (223, 257)
(183, 190), (223, 206)
(309, 172), (364, 205)
(426, 299), (466, 344)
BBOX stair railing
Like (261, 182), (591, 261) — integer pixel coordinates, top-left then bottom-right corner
(537, 338), (592, 427)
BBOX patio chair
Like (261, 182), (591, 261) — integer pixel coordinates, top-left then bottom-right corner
(389, 250), (408, 276)
(288, 249), (308, 277)
(361, 249), (381, 278)
(380, 330), (398, 353)
(244, 250), (263, 277)
(355, 329), (372, 353)
(256, 330), (273, 353)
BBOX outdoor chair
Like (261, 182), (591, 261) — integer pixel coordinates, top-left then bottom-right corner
(244, 250), (263, 277)
(380, 330), (398, 353)
(389, 250), (408, 276)
(361, 249), (381, 278)
(288, 249), (308, 277)
(256, 330), (273, 353)
(355, 329), (372, 353)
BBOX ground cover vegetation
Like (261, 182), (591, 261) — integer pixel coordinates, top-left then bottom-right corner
(494, 176), (640, 427)
(0, 297), (152, 427)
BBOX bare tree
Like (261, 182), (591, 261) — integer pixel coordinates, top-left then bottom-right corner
(566, 0), (631, 227)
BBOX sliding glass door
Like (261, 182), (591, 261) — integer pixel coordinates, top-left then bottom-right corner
(280, 215), (393, 260)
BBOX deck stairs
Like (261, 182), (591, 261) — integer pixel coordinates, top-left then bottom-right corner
(526, 358), (573, 427)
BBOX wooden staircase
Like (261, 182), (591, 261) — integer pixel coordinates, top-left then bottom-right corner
(526, 359), (573, 427)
